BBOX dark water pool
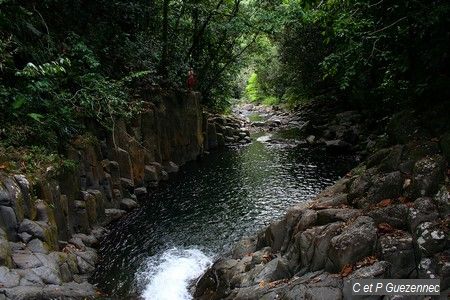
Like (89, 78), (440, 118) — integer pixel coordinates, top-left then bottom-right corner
(91, 133), (356, 299)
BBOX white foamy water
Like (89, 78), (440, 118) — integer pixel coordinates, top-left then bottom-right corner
(139, 248), (213, 300)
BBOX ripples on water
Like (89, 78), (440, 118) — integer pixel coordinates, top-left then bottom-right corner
(91, 135), (356, 298)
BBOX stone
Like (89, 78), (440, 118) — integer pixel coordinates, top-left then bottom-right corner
(408, 197), (439, 232)
(12, 253), (43, 269)
(144, 165), (159, 182)
(306, 135), (316, 144)
(31, 266), (61, 285)
(163, 161), (179, 174)
(254, 258), (291, 283)
(41, 281), (96, 298)
(15, 268), (44, 286)
(325, 140), (353, 152)
(18, 219), (45, 241)
(368, 204), (409, 229)
(0, 206), (18, 241)
(18, 232), (32, 244)
(326, 216), (377, 272)
(0, 267), (20, 288)
(363, 171), (403, 207)
(433, 185), (450, 217)
(415, 221), (447, 256)
(120, 198), (139, 212)
(160, 170), (169, 181)
(27, 239), (49, 254)
(104, 209), (126, 224)
(408, 155), (446, 198)
(72, 233), (98, 248)
(120, 177), (134, 192)
(342, 261), (390, 298)
(316, 208), (361, 225)
(299, 222), (343, 271)
(134, 187), (147, 197)
(378, 232), (416, 278)
(76, 255), (94, 273)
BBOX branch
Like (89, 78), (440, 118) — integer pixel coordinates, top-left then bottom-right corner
(368, 16), (407, 35)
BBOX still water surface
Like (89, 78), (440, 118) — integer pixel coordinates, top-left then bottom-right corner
(92, 132), (356, 299)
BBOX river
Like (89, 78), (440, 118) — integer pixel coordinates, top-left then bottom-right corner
(91, 129), (356, 299)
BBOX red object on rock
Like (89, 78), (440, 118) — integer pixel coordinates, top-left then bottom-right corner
(187, 68), (197, 90)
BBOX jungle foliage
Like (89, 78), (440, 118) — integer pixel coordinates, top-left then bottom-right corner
(0, 0), (266, 149)
(247, 0), (450, 111)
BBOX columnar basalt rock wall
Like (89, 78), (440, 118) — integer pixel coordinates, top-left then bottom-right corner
(0, 91), (211, 299)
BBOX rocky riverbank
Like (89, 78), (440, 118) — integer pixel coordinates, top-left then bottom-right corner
(0, 90), (249, 300)
(194, 106), (450, 299)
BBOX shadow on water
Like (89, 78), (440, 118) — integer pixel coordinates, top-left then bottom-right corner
(91, 133), (357, 297)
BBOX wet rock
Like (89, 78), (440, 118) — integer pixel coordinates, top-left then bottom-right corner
(104, 209), (126, 224)
(144, 165), (159, 182)
(15, 269), (44, 286)
(326, 216), (377, 272)
(378, 232), (416, 278)
(120, 198), (139, 211)
(163, 161), (179, 174)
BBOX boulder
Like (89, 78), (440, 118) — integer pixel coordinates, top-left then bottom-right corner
(104, 209), (126, 224)
(415, 221), (447, 257)
(368, 204), (409, 229)
(27, 239), (49, 254)
(326, 216), (377, 272)
(408, 197), (440, 232)
(407, 155), (446, 198)
(0, 267), (20, 288)
(362, 171), (403, 207)
(120, 198), (139, 211)
(0, 206), (18, 241)
(325, 140), (353, 152)
(254, 258), (291, 283)
(378, 232), (416, 278)
(316, 208), (361, 225)
(163, 161), (179, 174)
(144, 165), (159, 182)
(299, 222), (343, 271)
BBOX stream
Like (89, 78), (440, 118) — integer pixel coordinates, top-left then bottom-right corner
(91, 129), (356, 299)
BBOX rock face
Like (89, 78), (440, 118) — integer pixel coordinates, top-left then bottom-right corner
(0, 91), (218, 299)
(194, 136), (450, 299)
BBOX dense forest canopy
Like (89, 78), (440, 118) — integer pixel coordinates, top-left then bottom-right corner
(1, 0), (449, 151)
